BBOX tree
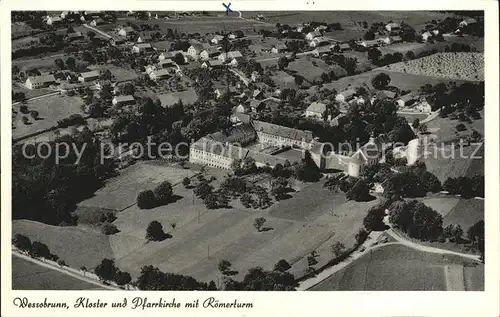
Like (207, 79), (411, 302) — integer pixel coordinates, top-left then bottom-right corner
(66, 57), (76, 70)
(412, 118), (420, 129)
(87, 31), (96, 40)
(101, 223), (119, 235)
(94, 258), (118, 283)
(154, 181), (173, 204)
(30, 110), (39, 120)
(30, 241), (51, 259)
(363, 206), (386, 231)
(253, 217), (267, 232)
(137, 190), (157, 209)
(277, 56), (289, 70)
(173, 53), (185, 65)
(136, 265), (166, 290)
(355, 228), (369, 244)
(452, 224), (464, 243)
(122, 82), (136, 95)
(273, 259), (291, 272)
(54, 58), (65, 70)
(346, 179), (371, 202)
(115, 271), (132, 287)
(240, 192), (253, 208)
(194, 181), (213, 199)
(218, 260), (237, 277)
(182, 177), (191, 188)
(203, 193), (219, 209)
(12, 234), (32, 252)
(363, 30), (375, 40)
(389, 200), (443, 241)
(405, 51), (416, 60)
(295, 151), (321, 182)
(367, 48), (382, 64)
(418, 124), (428, 134)
(467, 220), (484, 259)
(270, 177), (290, 200)
(57, 259), (67, 267)
(331, 242), (346, 257)
(146, 221), (166, 241)
(371, 73), (391, 90)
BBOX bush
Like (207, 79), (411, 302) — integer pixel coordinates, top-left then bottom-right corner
(146, 220), (167, 241)
(363, 206), (386, 231)
(12, 234), (32, 252)
(154, 181), (173, 204)
(371, 73), (391, 90)
(137, 190), (157, 209)
(455, 123), (467, 132)
(101, 223), (120, 235)
(30, 241), (51, 259)
(346, 179), (371, 202)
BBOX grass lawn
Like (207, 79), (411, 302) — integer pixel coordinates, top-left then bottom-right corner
(444, 198), (484, 229)
(77, 161), (194, 211)
(157, 89), (199, 107)
(12, 95), (85, 140)
(12, 220), (114, 270)
(310, 244), (483, 291)
(322, 70), (466, 94)
(425, 143), (484, 182)
(12, 84), (54, 99)
(13, 54), (79, 72)
(419, 196), (461, 217)
(12, 255), (105, 290)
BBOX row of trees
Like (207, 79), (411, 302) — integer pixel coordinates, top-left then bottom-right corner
(443, 175), (484, 198)
(12, 234), (61, 262)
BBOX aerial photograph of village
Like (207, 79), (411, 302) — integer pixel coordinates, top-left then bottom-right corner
(11, 10), (485, 292)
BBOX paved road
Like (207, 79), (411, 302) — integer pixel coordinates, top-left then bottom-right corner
(82, 24), (112, 39)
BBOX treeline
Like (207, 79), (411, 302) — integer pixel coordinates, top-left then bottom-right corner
(12, 131), (117, 225)
(13, 234), (67, 265)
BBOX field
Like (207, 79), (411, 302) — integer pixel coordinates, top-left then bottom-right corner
(13, 54), (85, 72)
(157, 89), (199, 107)
(444, 198), (484, 229)
(12, 220), (114, 269)
(12, 255), (105, 290)
(321, 69), (468, 94)
(12, 95), (85, 140)
(310, 244), (483, 291)
(379, 42), (427, 54)
(88, 64), (139, 82)
(12, 84), (54, 100)
(77, 161), (195, 212)
(379, 53), (484, 81)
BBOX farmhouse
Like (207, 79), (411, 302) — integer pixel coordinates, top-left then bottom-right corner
(459, 18), (477, 27)
(385, 22), (401, 33)
(305, 31), (322, 41)
(231, 112), (251, 124)
(132, 43), (154, 54)
(358, 40), (379, 48)
(160, 51), (188, 64)
(112, 95), (136, 106)
(89, 19), (105, 27)
(78, 70), (100, 82)
(200, 48), (221, 61)
(422, 31), (433, 41)
(305, 102), (327, 119)
(149, 69), (170, 81)
(335, 88), (357, 103)
(136, 33), (152, 43)
(313, 46), (332, 57)
(118, 26), (136, 37)
(158, 58), (175, 68)
(210, 34), (224, 45)
(201, 59), (224, 69)
(25, 74), (56, 90)
(218, 50), (243, 63)
(187, 43), (206, 59)
(64, 32), (84, 41)
(271, 43), (288, 54)
(235, 103), (251, 114)
(109, 36), (126, 45)
(45, 16), (63, 25)
(309, 37), (330, 48)
(250, 100), (264, 113)
(396, 92), (417, 108)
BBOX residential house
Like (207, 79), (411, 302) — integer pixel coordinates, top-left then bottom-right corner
(332, 43), (351, 52)
(252, 89), (264, 100)
(158, 58), (175, 69)
(200, 48), (221, 61)
(210, 34), (224, 45)
(149, 69), (170, 81)
(45, 16), (63, 26)
(159, 50), (187, 64)
(229, 56), (245, 67)
(396, 93), (417, 108)
(201, 59), (224, 69)
(314, 25), (328, 33)
(271, 43), (287, 54)
(132, 43), (154, 54)
(64, 32), (84, 41)
(250, 99), (264, 113)
(187, 43), (206, 60)
(109, 36), (126, 45)
(309, 36), (330, 48)
(235, 104), (251, 114)
(358, 40), (379, 48)
(118, 26), (136, 37)
(89, 18), (105, 27)
(305, 31), (322, 41)
(25, 74), (57, 90)
(251, 71), (260, 82)
(312, 46), (332, 57)
(305, 102), (327, 119)
(230, 112), (251, 124)
(390, 35), (403, 43)
(112, 95), (136, 106)
(385, 22), (401, 34)
(335, 88), (357, 103)
(459, 18), (477, 27)
(421, 31), (433, 41)
(78, 70), (100, 82)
